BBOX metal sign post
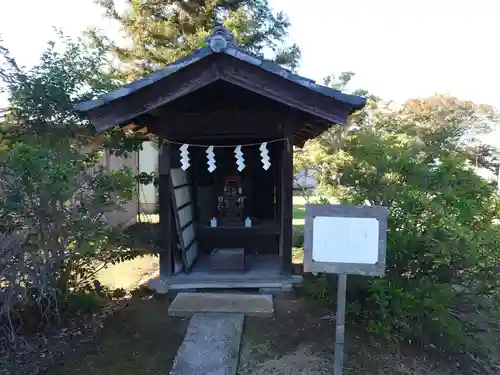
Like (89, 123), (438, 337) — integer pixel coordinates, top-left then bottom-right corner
(334, 273), (347, 375)
(303, 204), (388, 375)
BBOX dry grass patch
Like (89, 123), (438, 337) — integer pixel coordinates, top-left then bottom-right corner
(240, 294), (474, 375)
(96, 255), (158, 290)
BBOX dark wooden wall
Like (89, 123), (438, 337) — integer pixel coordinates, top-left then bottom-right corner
(187, 142), (280, 222)
(155, 100), (294, 274)
(158, 138), (293, 273)
(186, 140), (282, 256)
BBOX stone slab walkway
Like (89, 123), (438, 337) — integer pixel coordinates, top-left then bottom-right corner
(169, 313), (244, 375)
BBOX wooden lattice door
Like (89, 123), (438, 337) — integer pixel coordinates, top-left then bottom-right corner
(170, 168), (198, 271)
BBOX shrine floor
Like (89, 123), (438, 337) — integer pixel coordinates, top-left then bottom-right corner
(149, 254), (302, 292)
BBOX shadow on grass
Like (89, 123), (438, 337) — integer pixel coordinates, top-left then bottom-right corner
(50, 287), (188, 375)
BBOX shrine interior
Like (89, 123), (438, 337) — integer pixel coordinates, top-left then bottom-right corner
(188, 141), (282, 256)
(156, 81), (295, 277)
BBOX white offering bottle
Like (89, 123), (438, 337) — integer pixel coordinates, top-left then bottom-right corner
(245, 217), (252, 228)
(210, 217), (217, 227)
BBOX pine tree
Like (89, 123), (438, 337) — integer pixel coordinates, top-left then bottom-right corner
(92, 0), (300, 81)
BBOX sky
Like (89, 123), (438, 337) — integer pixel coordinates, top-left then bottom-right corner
(1, 0), (499, 108)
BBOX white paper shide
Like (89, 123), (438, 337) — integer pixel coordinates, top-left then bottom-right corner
(179, 144), (190, 171)
(234, 145), (245, 171)
(259, 142), (271, 170)
(206, 145), (216, 173)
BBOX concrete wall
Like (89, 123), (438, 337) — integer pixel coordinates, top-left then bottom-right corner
(96, 141), (159, 227)
(293, 168), (317, 190)
(138, 141), (158, 213)
(100, 149), (139, 228)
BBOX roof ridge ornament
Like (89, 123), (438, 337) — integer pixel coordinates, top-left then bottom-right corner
(207, 25), (235, 53)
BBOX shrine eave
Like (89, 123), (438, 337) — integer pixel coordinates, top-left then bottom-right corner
(74, 26), (367, 143)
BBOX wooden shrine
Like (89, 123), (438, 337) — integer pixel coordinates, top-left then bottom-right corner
(75, 26), (367, 290)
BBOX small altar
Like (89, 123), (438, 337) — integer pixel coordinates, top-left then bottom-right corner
(197, 220), (280, 236)
(197, 221), (281, 256)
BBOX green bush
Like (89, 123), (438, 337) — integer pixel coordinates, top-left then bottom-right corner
(365, 278), (461, 346)
(0, 36), (139, 343)
(302, 275), (337, 304)
(296, 93), (500, 357)
(343, 140), (500, 352)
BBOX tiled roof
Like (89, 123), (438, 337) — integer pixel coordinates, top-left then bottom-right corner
(75, 26), (366, 113)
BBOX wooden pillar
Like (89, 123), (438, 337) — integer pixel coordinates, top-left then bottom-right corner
(158, 140), (172, 277)
(275, 142), (282, 220)
(280, 121), (294, 275)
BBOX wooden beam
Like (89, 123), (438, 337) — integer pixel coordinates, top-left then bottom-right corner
(124, 123), (138, 131)
(144, 110), (284, 140)
(220, 57), (351, 126)
(158, 140), (173, 277)
(137, 110), (314, 147)
(280, 118), (294, 275)
(293, 136), (307, 148)
(291, 133), (308, 148)
(303, 122), (324, 131)
(86, 59), (220, 132)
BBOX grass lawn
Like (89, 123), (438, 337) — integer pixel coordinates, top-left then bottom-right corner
(292, 199), (306, 226)
(292, 195), (337, 225)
